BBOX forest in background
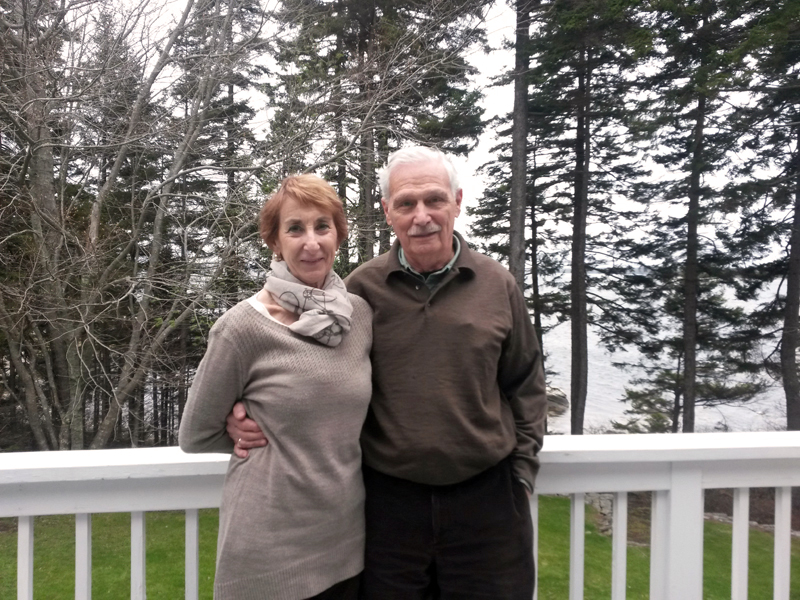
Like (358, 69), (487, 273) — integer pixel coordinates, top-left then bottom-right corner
(0, 0), (798, 450)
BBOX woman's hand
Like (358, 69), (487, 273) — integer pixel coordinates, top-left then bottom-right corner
(226, 401), (268, 458)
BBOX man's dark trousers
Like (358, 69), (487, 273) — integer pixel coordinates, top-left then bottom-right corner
(360, 457), (535, 600)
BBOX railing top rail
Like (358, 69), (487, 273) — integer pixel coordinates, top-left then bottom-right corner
(542, 431), (800, 463)
(2, 432), (799, 486)
(0, 446), (230, 485)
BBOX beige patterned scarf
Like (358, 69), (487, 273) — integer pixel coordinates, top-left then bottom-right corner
(264, 259), (352, 347)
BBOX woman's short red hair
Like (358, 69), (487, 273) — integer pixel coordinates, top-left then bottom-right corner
(259, 174), (348, 249)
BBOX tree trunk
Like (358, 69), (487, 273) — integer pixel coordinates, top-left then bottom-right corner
(68, 340), (88, 450)
(509, 0), (533, 290)
(530, 202), (544, 351)
(682, 95), (705, 433)
(376, 124), (392, 254)
(154, 375), (161, 445)
(570, 46), (591, 435)
(356, 3), (377, 264)
(782, 125), (800, 430)
(24, 28), (71, 448)
(671, 355), (683, 433)
(358, 122), (376, 263)
(226, 81), (236, 198)
(335, 86), (351, 268)
(131, 387), (142, 448)
(0, 302), (50, 450)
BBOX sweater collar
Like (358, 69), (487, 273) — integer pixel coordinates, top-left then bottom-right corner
(399, 235), (460, 283)
(386, 231), (476, 281)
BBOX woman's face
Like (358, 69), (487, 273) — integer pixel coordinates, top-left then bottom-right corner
(272, 197), (338, 288)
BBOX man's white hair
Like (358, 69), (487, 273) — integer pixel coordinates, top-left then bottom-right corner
(378, 146), (460, 199)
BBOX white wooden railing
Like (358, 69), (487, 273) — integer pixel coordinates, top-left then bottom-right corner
(1, 431), (798, 600)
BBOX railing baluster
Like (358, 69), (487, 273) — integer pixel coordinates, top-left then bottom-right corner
(131, 511), (146, 600)
(17, 515), (33, 600)
(773, 487), (791, 600)
(731, 488), (749, 600)
(667, 467), (703, 599)
(569, 492), (585, 600)
(76, 513), (92, 600)
(649, 490), (669, 600)
(611, 492), (628, 600)
(531, 494), (539, 600)
(185, 509), (199, 600)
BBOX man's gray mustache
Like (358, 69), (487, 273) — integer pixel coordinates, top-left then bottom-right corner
(408, 224), (442, 236)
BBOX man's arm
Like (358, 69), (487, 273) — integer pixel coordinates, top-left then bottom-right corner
(226, 401), (269, 459)
(498, 280), (548, 491)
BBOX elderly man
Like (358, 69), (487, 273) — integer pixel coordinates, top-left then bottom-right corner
(228, 146), (547, 599)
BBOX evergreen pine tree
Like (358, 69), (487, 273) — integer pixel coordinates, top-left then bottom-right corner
(719, 0), (800, 430)
(470, 0), (652, 432)
(265, 0), (489, 269)
(611, 0), (760, 432)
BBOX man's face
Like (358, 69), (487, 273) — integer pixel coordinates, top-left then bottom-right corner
(382, 161), (462, 273)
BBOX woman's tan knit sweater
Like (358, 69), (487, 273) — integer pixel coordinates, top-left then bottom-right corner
(179, 295), (373, 600)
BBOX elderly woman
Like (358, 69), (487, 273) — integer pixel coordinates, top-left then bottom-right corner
(179, 174), (372, 600)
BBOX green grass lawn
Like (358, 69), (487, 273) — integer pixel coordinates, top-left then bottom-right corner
(537, 495), (651, 599)
(0, 511), (218, 600)
(537, 496), (800, 599)
(1, 498), (798, 599)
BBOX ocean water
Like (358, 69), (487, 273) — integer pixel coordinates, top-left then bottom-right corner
(542, 322), (787, 434)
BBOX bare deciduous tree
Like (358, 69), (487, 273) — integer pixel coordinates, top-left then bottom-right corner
(0, 0), (274, 449)
(0, 0), (490, 450)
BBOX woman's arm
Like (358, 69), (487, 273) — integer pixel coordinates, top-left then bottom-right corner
(179, 331), (244, 454)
